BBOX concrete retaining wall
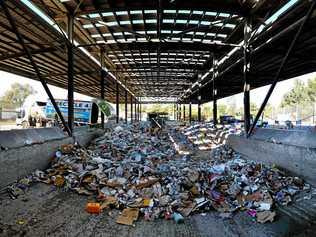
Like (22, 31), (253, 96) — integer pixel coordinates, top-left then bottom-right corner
(227, 131), (316, 186)
(250, 128), (316, 148)
(0, 127), (66, 149)
(0, 127), (103, 188)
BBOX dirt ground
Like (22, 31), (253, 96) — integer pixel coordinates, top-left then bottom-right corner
(1, 182), (314, 237)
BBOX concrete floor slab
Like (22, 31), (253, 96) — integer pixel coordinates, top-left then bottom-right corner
(0, 183), (314, 237)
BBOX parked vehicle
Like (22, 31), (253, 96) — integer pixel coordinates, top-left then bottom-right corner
(16, 97), (47, 128)
(45, 99), (99, 126)
(147, 112), (168, 128)
(220, 115), (236, 124)
(16, 97), (113, 128)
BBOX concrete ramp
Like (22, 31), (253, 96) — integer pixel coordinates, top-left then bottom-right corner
(227, 128), (316, 186)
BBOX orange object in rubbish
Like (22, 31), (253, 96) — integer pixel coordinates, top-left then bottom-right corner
(86, 202), (101, 214)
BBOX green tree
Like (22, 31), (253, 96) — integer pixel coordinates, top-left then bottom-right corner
(281, 80), (309, 108)
(226, 98), (237, 116)
(307, 77), (316, 103)
(141, 104), (174, 114)
(250, 102), (258, 115)
(0, 83), (36, 109)
(263, 103), (274, 119)
(217, 104), (228, 117)
(202, 104), (211, 120)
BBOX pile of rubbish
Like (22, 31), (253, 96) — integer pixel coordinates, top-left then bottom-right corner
(7, 122), (310, 226)
(170, 123), (242, 151)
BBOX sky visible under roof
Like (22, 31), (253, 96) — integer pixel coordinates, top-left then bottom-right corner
(1, 70), (315, 107)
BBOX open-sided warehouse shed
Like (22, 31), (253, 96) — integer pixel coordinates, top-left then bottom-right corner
(0, 0), (316, 135)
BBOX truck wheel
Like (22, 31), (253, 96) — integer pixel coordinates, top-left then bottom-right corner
(22, 121), (28, 129)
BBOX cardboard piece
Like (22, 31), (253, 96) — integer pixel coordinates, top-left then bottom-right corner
(116, 208), (139, 226)
(257, 211), (276, 223)
(100, 196), (117, 209)
(61, 144), (74, 154)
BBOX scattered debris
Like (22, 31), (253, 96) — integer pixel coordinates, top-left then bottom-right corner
(171, 122), (242, 152)
(172, 212), (184, 224)
(7, 122), (310, 226)
(86, 202), (101, 214)
(116, 208), (139, 226)
(257, 211), (276, 223)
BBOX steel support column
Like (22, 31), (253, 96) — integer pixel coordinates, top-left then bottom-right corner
(173, 104), (176, 120)
(183, 104), (186, 121)
(176, 104), (178, 121)
(136, 100), (138, 121)
(134, 99), (137, 121)
(137, 100), (140, 121)
(138, 101), (140, 121)
(67, 15), (74, 134)
(213, 99), (217, 125)
(0, 1), (73, 135)
(198, 96), (201, 122)
(130, 96), (133, 123)
(179, 104), (182, 121)
(125, 90), (128, 124)
(189, 102), (192, 124)
(248, 0), (316, 137)
(243, 17), (252, 134)
(139, 100), (142, 121)
(116, 82), (119, 123)
(212, 55), (218, 126)
(100, 49), (105, 128)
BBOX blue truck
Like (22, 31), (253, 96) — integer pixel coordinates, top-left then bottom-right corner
(17, 98), (113, 128)
(45, 99), (99, 126)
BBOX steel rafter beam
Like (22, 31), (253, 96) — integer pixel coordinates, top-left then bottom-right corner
(40, 70), (99, 78)
(75, 42), (236, 52)
(71, 0), (260, 16)
(0, 0), (71, 136)
(0, 46), (60, 61)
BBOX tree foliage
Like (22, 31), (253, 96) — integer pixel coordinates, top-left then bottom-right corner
(307, 78), (316, 102)
(0, 83), (36, 109)
(250, 102), (258, 115)
(263, 103), (274, 119)
(281, 80), (309, 108)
